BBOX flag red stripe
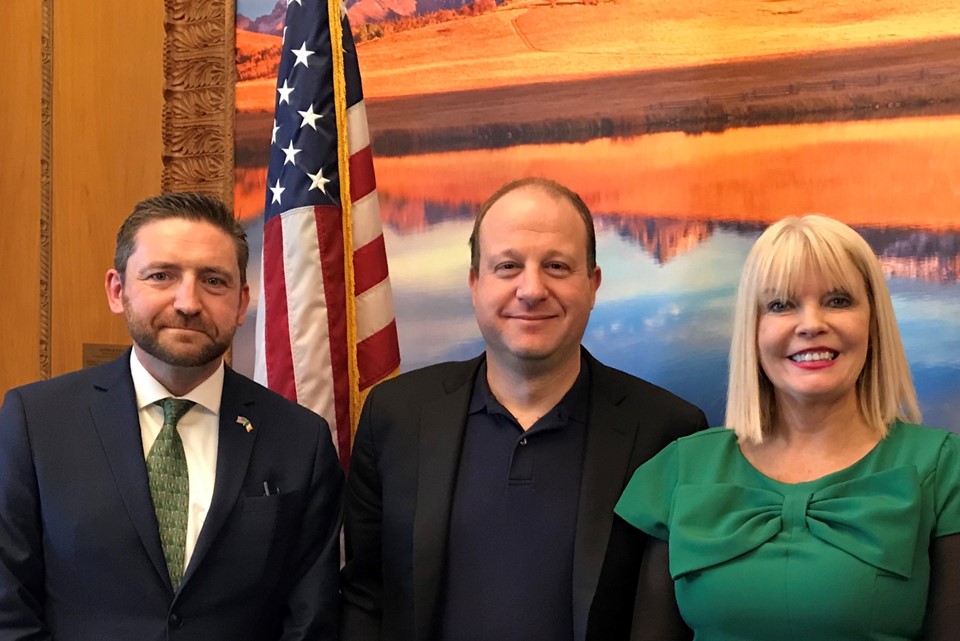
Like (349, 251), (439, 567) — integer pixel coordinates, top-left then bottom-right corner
(353, 234), (389, 295)
(313, 205), (352, 465)
(349, 145), (376, 203)
(357, 319), (401, 389)
(261, 216), (298, 401)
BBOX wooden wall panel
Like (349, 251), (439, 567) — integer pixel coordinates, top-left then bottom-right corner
(51, 0), (165, 375)
(0, 0), (42, 395)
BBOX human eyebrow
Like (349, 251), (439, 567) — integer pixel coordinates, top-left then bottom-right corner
(137, 263), (180, 280)
(139, 262), (180, 273)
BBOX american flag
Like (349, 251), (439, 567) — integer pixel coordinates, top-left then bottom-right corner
(254, 0), (400, 469)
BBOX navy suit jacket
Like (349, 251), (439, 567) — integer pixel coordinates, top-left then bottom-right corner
(0, 353), (343, 641)
(340, 350), (707, 641)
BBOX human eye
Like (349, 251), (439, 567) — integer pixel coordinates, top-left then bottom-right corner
(544, 261), (570, 273)
(764, 298), (792, 313)
(493, 262), (520, 275)
(201, 272), (234, 290)
(145, 272), (170, 282)
(825, 291), (852, 308)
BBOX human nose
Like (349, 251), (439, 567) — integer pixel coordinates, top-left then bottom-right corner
(516, 267), (547, 303)
(796, 303), (826, 336)
(173, 276), (202, 315)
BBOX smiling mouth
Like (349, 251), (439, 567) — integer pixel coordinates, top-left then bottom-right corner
(789, 350), (838, 363)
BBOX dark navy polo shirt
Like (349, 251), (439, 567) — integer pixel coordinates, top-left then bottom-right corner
(438, 359), (590, 641)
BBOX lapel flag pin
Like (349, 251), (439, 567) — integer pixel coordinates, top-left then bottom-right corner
(236, 416), (253, 432)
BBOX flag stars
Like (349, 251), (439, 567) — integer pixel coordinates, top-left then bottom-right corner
(270, 179), (285, 205)
(298, 104), (323, 130)
(271, 119), (280, 144)
(277, 79), (294, 105)
(291, 42), (315, 68)
(281, 141), (302, 165)
(307, 168), (331, 193)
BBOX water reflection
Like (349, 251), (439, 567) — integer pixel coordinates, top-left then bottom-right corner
(369, 115), (960, 227)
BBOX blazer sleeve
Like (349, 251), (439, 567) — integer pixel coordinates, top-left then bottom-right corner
(0, 390), (54, 640)
(279, 414), (345, 641)
(339, 389), (384, 641)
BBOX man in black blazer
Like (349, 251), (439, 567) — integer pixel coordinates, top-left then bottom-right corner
(340, 178), (707, 641)
(0, 193), (342, 640)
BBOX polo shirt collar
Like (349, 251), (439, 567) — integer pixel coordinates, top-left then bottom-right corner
(468, 356), (591, 427)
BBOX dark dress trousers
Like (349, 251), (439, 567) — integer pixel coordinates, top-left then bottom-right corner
(0, 352), (343, 641)
(340, 349), (708, 641)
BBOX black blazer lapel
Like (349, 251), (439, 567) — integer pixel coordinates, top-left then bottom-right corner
(182, 368), (258, 586)
(572, 356), (637, 641)
(412, 357), (481, 641)
(88, 355), (171, 588)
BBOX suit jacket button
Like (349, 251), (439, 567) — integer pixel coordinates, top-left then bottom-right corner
(169, 613), (183, 628)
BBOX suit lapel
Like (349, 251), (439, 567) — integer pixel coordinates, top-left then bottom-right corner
(182, 368), (257, 586)
(88, 354), (171, 588)
(572, 356), (637, 641)
(412, 358), (481, 641)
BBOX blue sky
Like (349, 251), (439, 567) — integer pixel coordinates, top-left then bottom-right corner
(238, 0), (279, 19)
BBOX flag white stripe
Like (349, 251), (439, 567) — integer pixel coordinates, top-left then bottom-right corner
(346, 101), (371, 153)
(355, 278), (397, 342)
(351, 190), (383, 249)
(280, 207), (337, 441)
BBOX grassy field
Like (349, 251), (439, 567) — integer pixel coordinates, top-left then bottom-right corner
(236, 0), (960, 105)
(365, 35), (960, 153)
(352, 0), (960, 98)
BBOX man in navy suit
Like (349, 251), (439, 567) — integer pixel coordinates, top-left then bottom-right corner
(0, 193), (343, 640)
(340, 178), (707, 641)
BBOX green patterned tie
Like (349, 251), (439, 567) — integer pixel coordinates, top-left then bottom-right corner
(147, 397), (195, 590)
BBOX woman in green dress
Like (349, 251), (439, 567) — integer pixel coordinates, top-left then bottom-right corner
(616, 215), (960, 641)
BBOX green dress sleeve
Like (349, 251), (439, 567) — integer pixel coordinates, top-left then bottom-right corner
(934, 433), (960, 536)
(614, 441), (679, 541)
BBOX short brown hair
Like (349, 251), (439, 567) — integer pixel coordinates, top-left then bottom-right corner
(469, 177), (596, 273)
(115, 192), (249, 284)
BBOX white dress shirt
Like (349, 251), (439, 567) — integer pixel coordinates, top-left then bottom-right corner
(130, 350), (222, 572)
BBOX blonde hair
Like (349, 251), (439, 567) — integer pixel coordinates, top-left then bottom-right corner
(725, 215), (920, 443)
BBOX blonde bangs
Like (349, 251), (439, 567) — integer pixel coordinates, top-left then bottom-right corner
(750, 220), (866, 309)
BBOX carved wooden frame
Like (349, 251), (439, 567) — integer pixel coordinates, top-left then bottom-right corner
(39, 0), (54, 378)
(161, 0), (236, 207)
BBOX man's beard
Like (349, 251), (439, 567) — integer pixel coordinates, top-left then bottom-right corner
(125, 309), (234, 368)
